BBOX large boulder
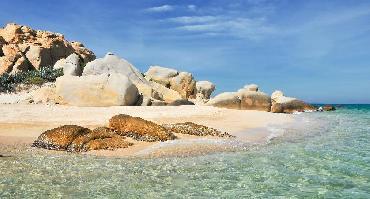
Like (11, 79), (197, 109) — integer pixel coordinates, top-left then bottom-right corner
(0, 23), (95, 75)
(109, 114), (176, 141)
(53, 53), (82, 76)
(238, 90), (271, 112)
(206, 92), (241, 109)
(144, 66), (178, 86)
(56, 73), (139, 106)
(195, 81), (215, 100)
(82, 53), (167, 100)
(169, 72), (196, 99)
(271, 90), (316, 113)
(32, 125), (92, 150)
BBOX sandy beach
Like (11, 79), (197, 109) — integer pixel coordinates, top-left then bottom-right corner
(0, 104), (292, 157)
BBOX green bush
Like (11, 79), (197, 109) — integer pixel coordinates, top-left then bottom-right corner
(0, 67), (63, 93)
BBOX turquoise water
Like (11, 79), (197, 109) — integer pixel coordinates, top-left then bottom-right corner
(1, 105), (370, 198)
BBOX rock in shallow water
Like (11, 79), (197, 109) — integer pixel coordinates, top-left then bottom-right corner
(32, 126), (132, 152)
(162, 122), (234, 138)
(109, 114), (176, 142)
(32, 125), (91, 150)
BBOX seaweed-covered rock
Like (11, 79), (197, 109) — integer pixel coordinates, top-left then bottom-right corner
(82, 137), (132, 151)
(162, 122), (234, 138)
(67, 127), (120, 152)
(32, 125), (91, 150)
(109, 114), (176, 141)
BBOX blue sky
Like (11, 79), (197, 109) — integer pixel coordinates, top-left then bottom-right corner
(1, 0), (370, 103)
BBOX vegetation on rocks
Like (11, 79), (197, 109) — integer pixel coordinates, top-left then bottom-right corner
(0, 67), (63, 92)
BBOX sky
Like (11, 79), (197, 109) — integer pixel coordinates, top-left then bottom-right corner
(1, 0), (370, 103)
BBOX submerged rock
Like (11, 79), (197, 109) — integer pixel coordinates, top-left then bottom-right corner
(162, 122), (234, 138)
(32, 125), (91, 150)
(323, 105), (336, 111)
(109, 114), (176, 141)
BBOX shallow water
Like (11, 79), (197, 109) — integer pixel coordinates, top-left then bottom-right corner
(1, 105), (370, 198)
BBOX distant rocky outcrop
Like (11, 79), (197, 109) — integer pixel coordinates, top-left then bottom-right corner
(207, 84), (271, 111)
(0, 23), (95, 75)
(207, 84), (315, 113)
(195, 81), (216, 101)
(270, 90), (316, 113)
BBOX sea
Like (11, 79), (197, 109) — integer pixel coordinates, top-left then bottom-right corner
(1, 105), (369, 198)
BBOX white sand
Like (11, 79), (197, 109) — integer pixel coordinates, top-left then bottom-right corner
(0, 104), (293, 157)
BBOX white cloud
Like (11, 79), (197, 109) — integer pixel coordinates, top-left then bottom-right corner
(168, 16), (218, 24)
(170, 16), (275, 40)
(145, 5), (174, 12)
(187, 5), (197, 12)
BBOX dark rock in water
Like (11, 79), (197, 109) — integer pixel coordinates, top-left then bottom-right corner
(162, 122), (234, 138)
(109, 114), (176, 142)
(32, 125), (91, 150)
(167, 99), (195, 106)
(323, 105), (336, 111)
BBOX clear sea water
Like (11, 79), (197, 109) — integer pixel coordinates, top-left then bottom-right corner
(1, 105), (369, 198)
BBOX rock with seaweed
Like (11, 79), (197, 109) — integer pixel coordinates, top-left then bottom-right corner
(162, 122), (234, 138)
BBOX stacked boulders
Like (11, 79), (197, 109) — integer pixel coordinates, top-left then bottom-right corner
(0, 23), (95, 75)
(207, 84), (316, 113)
(32, 114), (231, 152)
(53, 53), (216, 106)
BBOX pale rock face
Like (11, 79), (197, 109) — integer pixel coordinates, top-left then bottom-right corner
(54, 53), (82, 76)
(150, 81), (182, 102)
(271, 90), (284, 101)
(0, 23), (95, 75)
(83, 53), (148, 84)
(206, 92), (241, 109)
(244, 84), (259, 92)
(195, 81), (215, 100)
(56, 73), (139, 106)
(25, 45), (52, 70)
(82, 53), (165, 100)
(169, 72), (196, 99)
(145, 66), (178, 86)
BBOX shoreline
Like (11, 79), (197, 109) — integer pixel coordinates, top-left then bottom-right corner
(0, 104), (293, 157)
